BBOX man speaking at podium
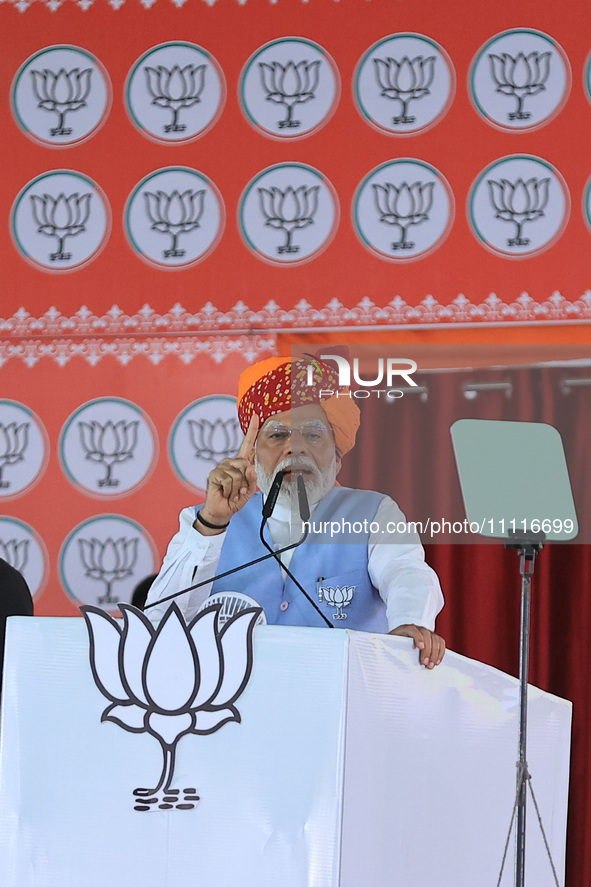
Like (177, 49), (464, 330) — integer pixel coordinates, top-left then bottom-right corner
(146, 356), (445, 667)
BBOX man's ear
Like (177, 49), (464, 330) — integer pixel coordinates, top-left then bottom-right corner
(335, 450), (343, 474)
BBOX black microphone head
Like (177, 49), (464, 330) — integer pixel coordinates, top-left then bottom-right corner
(262, 469), (286, 519)
(297, 473), (311, 522)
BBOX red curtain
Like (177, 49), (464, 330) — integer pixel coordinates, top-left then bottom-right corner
(338, 362), (591, 887)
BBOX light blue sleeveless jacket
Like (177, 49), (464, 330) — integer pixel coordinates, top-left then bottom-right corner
(211, 486), (389, 632)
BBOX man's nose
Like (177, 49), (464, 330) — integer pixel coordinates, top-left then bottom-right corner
(282, 428), (309, 456)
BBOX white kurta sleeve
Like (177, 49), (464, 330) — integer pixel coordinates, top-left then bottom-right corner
(145, 507), (226, 624)
(367, 497), (444, 632)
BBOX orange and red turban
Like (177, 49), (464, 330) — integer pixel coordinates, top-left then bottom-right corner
(237, 356), (360, 455)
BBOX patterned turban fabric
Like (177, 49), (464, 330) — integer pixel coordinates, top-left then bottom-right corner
(237, 356), (360, 455)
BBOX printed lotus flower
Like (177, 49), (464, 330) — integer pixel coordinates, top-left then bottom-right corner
(144, 64), (206, 131)
(144, 189), (206, 257)
(0, 421), (29, 487)
(30, 66), (92, 133)
(0, 538), (29, 573)
(30, 192), (92, 261)
(489, 51), (551, 119)
(373, 180), (434, 249)
(79, 536), (139, 605)
(488, 176), (550, 244)
(319, 585), (354, 619)
(82, 602), (260, 794)
(374, 55), (435, 120)
(258, 184), (319, 253)
(79, 419), (139, 487)
(259, 59), (320, 128)
(188, 417), (242, 462)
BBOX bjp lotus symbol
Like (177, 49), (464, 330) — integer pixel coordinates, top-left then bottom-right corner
(373, 181), (434, 250)
(31, 66), (93, 137)
(259, 59), (320, 129)
(30, 192), (92, 262)
(258, 184), (319, 254)
(0, 421), (29, 489)
(144, 188), (206, 258)
(488, 176), (550, 246)
(79, 536), (139, 605)
(489, 51), (551, 121)
(79, 419), (139, 488)
(374, 55), (435, 124)
(144, 63), (206, 133)
(188, 417), (242, 462)
(82, 602), (260, 809)
(319, 585), (354, 619)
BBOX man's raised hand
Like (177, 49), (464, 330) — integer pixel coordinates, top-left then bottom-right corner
(195, 413), (259, 534)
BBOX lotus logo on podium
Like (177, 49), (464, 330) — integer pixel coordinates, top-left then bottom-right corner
(82, 603), (260, 811)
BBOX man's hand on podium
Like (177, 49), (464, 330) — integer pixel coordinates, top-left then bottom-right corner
(389, 624), (445, 669)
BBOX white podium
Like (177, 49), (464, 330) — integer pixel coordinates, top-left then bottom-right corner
(0, 615), (571, 887)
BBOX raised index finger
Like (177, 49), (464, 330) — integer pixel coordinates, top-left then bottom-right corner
(238, 411), (259, 460)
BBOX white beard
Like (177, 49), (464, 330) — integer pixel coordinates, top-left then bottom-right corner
(255, 452), (338, 511)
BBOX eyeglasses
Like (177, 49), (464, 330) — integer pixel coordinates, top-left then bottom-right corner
(258, 422), (333, 447)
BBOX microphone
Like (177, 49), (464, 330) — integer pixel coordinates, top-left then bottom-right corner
(262, 469), (286, 519)
(297, 474), (310, 522)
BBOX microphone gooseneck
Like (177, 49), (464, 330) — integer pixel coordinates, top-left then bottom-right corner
(262, 469), (286, 519)
(297, 474), (311, 523)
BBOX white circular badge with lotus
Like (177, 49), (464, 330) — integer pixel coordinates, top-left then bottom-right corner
(125, 42), (226, 144)
(239, 37), (340, 139)
(0, 400), (49, 499)
(469, 29), (570, 132)
(125, 167), (225, 269)
(11, 170), (110, 272)
(60, 515), (158, 612)
(353, 159), (454, 261)
(468, 155), (569, 258)
(11, 44), (112, 147)
(354, 33), (455, 135)
(0, 517), (49, 602)
(169, 396), (243, 495)
(59, 397), (157, 498)
(239, 163), (339, 265)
